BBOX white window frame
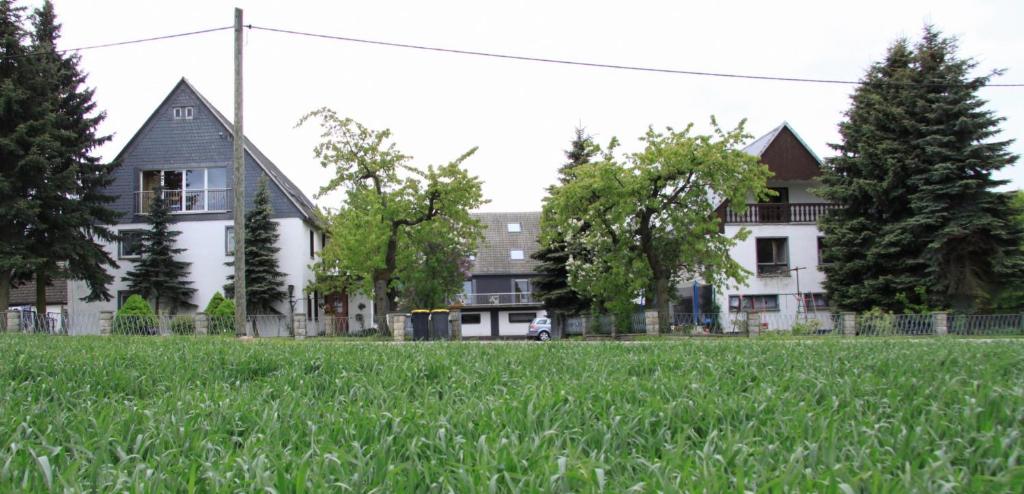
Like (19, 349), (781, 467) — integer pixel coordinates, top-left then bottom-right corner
(139, 168), (228, 214)
(507, 223), (521, 233)
(756, 237), (789, 276)
(184, 106), (194, 119)
(510, 250), (524, 260)
(173, 107), (182, 119)
(118, 230), (146, 259)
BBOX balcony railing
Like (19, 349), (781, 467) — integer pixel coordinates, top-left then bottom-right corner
(722, 203), (838, 224)
(134, 189), (231, 214)
(453, 292), (538, 306)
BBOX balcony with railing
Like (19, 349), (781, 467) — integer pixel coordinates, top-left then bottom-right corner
(453, 292), (539, 306)
(134, 189), (231, 214)
(722, 203), (838, 225)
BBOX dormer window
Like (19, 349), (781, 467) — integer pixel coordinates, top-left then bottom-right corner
(510, 250), (524, 260)
(507, 223), (521, 233)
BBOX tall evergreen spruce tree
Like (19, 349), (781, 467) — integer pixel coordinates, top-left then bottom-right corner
(0, 0), (34, 314)
(820, 26), (1024, 312)
(531, 128), (599, 318)
(23, 1), (119, 314)
(123, 186), (195, 313)
(225, 177), (287, 315)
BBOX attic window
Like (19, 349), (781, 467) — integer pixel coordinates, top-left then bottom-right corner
(184, 107), (194, 119)
(510, 250), (524, 260)
(172, 107), (182, 119)
(507, 223), (521, 233)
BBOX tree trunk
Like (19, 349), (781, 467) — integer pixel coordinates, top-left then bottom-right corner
(654, 274), (671, 334)
(0, 270), (10, 330)
(36, 271), (48, 323)
(373, 275), (390, 331)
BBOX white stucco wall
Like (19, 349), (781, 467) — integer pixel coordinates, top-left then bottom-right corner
(68, 217), (321, 318)
(498, 309), (544, 336)
(460, 311), (489, 337)
(716, 221), (828, 325)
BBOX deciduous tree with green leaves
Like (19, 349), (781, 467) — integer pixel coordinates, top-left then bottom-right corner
(299, 110), (485, 329)
(819, 26), (1024, 312)
(545, 120), (771, 332)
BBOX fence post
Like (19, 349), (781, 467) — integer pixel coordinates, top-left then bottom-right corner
(294, 312), (307, 339)
(448, 310), (461, 340)
(5, 310), (21, 332)
(644, 309), (660, 336)
(387, 313), (407, 342)
(842, 312), (857, 337)
(933, 311), (948, 336)
(580, 316), (588, 339)
(195, 312), (209, 336)
(747, 311), (761, 337)
(99, 311), (113, 336)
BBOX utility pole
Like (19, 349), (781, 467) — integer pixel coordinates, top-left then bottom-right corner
(233, 7), (248, 336)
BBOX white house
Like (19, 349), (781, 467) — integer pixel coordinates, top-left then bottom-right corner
(67, 78), (372, 330)
(680, 122), (838, 332)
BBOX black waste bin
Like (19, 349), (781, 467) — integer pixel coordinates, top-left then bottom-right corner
(411, 310), (431, 340)
(430, 309), (450, 339)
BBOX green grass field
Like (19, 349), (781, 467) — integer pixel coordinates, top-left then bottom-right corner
(1, 336), (1023, 492)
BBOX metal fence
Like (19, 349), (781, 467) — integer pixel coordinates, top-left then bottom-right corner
(948, 314), (1024, 336)
(564, 312), (647, 336)
(311, 315), (390, 338)
(856, 313), (934, 336)
(6, 310), (1024, 339)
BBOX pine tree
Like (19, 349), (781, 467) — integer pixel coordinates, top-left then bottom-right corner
(21, 1), (119, 314)
(531, 128), (599, 318)
(0, 0), (39, 314)
(820, 26), (1024, 312)
(225, 177), (287, 315)
(123, 186), (195, 313)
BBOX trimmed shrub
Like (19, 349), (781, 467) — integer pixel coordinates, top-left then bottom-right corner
(210, 299), (236, 334)
(204, 292), (226, 315)
(113, 294), (158, 335)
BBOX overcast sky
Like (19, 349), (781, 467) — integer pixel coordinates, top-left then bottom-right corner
(36, 0), (1024, 212)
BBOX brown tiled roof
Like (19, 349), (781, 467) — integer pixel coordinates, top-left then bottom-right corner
(9, 277), (68, 306)
(469, 212), (542, 275)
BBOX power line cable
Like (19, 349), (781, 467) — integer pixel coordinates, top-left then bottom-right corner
(249, 25), (1023, 88)
(1, 26), (232, 59)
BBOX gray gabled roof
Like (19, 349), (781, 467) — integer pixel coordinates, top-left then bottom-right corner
(469, 212), (542, 276)
(742, 121), (824, 166)
(113, 78), (318, 223)
(179, 78), (319, 221)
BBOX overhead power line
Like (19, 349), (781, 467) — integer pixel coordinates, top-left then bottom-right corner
(1, 26), (232, 59)
(249, 25), (1023, 88)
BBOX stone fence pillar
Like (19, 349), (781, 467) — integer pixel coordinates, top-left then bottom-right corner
(747, 311), (761, 337)
(580, 316), (588, 339)
(933, 311), (948, 336)
(294, 313), (307, 339)
(99, 311), (113, 335)
(5, 310), (21, 333)
(387, 313), (407, 342)
(195, 312), (209, 336)
(645, 309), (660, 336)
(842, 312), (857, 337)
(448, 310), (462, 340)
